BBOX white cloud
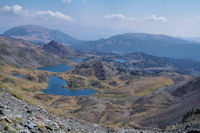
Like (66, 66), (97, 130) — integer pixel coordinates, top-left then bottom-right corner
(36, 10), (74, 22)
(145, 14), (167, 22)
(0, 5), (74, 22)
(104, 14), (167, 22)
(104, 14), (125, 20)
(2, 5), (23, 15)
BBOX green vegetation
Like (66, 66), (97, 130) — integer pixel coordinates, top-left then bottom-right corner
(99, 94), (128, 99)
(10, 91), (23, 100)
(4, 125), (9, 131)
(21, 88), (30, 91)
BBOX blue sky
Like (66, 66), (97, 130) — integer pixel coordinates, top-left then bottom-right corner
(0, 0), (200, 40)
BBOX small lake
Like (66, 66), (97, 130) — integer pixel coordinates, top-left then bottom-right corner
(38, 64), (73, 73)
(71, 58), (83, 63)
(42, 76), (97, 96)
(129, 67), (140, 71)
(12, 74), (25, 79)
(115, 59), (129, 63)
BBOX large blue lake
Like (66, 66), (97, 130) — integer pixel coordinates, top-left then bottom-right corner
(38, 64), (73, 73)
(42, 76), (97, 96)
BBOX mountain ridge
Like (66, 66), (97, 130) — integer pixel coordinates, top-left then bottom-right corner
(4, 25), (200, 61)
(3, 25), (81, 45)
(72, 33), (200, 60)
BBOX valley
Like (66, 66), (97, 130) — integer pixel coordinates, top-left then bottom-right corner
(0, 26), (200, 132)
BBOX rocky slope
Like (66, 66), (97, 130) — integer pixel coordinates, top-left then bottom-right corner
(72, 60), (115, 80)
(169, 107), (200, 132)
(128, 75), (200, 129)
(0, 36), (76, 68)
(0, 87), (107, 133)
(3, 25), (81, 45)
(42, 41), (75, 59)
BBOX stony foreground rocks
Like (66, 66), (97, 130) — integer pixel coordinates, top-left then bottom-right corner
(0, 87), (107, 133)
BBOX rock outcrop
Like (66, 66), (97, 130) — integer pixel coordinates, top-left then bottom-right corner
(169, 108), (200, 133)
(42, 41), (75, 59)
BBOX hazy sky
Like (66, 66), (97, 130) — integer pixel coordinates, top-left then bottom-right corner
(0, 0), (200, 40)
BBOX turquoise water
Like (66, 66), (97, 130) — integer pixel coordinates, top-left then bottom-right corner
(42, 76), (97, 96)
(12, 74), (25, 79)
(115, 59), (128, 63)
(38, 64), (73, 72)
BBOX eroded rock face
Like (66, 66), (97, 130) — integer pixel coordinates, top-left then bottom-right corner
(169, 108), (200, 133)
(25, 74), (37, 82)
(67, 76), (86, 89)
(72, 60), (114, 80)
(93, 62), (109, 80)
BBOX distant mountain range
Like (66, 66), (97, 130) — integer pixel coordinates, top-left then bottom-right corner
(3, 25), (200, 60)
(3, 25), (81, 45)
(72, 33), (200, 60)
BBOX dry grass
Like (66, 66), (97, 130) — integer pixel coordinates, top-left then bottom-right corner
(0, 65), (52, 104)
(134, 76), (174, 96)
